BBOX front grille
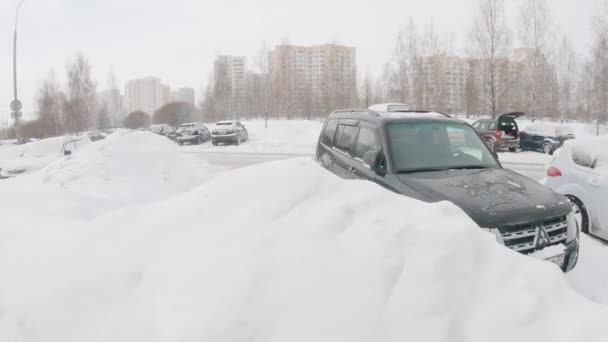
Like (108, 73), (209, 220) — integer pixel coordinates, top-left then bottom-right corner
(499, 216), (568, 254)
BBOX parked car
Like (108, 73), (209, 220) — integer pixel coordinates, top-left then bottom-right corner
(211, 120), (249, 145)
(0, 136), (91, 178)
(520, 123), (576, 155)
(150, 124), (176, 137)
(176, 122), (210, 145)
(472, 112), (524, 152)
(316, 106), (579, 272)
(88, 131), (107, 142)
(545, 136), (607, 240)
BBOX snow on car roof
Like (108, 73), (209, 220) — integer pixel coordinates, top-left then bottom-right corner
(523, 123), (575, 137)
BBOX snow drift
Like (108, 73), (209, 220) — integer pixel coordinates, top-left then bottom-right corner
(0, 154), (607, 342)
(0, 131), (213, 220)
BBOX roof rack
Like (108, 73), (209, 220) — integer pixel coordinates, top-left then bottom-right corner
(386, 109), (452, 118)
(333, 109), (381, 117)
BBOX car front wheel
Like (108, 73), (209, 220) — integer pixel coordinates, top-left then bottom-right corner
(542, 142), (553, 155)
(508, 146), (518, 153)
(567, 195), (589, 235)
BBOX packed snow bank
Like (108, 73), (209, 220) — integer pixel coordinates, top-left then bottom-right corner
(0, 131), (213, 220)
(568, 235), (608, 305)
(1, 158), (607, 342)
(183, 119), (323, 154)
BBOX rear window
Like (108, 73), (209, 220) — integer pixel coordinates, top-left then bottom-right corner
(335, 125), (359, 154)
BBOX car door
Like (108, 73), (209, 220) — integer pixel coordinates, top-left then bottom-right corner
(332, 120), (360, 179)
(317, 119), (339, 170)
(352, 123), (385, 183)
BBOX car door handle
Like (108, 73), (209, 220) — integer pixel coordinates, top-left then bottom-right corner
(589, 178), (601, 187)
(349, 166), (356, 174)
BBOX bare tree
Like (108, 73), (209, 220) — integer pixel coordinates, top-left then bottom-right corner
(64, 53), (97, 133)
(555, 36), (578, 121)
(518, 0), (555, 117)
(471, 0), (512, 117)
(35, 71), (64, 137)
(589, 9), (608, 135)
(359, 69), (375, 109)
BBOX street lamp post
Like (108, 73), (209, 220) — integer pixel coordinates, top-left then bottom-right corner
(11, 0), (26, 140)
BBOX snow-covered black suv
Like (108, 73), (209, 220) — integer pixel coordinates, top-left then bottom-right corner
(316, 106), (579, 272)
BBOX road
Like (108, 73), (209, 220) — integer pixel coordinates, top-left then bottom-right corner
(187, 151), (547, 181)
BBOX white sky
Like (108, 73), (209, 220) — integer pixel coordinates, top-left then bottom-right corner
(0, 0), (601, 120)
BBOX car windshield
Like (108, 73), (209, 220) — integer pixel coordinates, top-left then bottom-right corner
(387, 122), (500, 173)
(216, 122), (233, 126)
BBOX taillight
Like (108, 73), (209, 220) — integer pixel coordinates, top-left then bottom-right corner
(492, 130), (502, 138)
(547, 167), (562, 177)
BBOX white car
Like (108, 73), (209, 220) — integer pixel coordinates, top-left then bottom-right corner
(545, 136), (608, 240)
(0, 136), (91, 178)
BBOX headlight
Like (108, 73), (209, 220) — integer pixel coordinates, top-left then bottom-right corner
(566, 213), (578, 242)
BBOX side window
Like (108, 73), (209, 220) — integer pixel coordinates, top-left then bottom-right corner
(488, 122), (498, 130)
(335, 125), (359, 155)
(354, 126), (380, 160)
(321, 119), (338, 146)
(472, 122), (481, 129)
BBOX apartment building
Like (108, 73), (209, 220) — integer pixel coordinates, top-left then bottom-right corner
(214, 55), (247, 118)
(268, 44), (357, 116)
(125, 77), (163, 114)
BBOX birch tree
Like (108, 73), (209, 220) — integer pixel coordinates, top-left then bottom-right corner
(471, 0), (511, 117)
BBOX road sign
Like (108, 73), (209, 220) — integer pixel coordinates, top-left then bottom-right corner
(10, 99), (22, 112)
(10, 111), (22, 119)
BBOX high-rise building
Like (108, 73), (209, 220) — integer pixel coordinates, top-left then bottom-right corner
(268, 44), (357, 116)
(214, 55), (247, 118)
(161, 84), (172, 106)
(173, 87), (196, 105)
(125, 77), (163, 114)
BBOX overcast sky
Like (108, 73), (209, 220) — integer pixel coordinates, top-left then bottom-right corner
(0, 0), (601, 121)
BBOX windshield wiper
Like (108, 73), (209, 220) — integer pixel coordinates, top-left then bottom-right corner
(450, 165), (495, 170)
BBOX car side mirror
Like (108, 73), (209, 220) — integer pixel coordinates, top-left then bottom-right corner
(64, 150), (72, 156)
(363, 149), (386, 175)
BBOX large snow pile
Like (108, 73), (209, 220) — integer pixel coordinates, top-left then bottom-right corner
(0, 131), (213, 220)
(184, 119), (323, 154)
(568, 235), (608, 305)
(0, 157), (607, 342)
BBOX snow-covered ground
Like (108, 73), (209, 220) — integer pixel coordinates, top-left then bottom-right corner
(0, 132), (608, 341)
(181, 120), (323, 155)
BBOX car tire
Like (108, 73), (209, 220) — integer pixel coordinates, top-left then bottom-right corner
(212, 140), (217, 146)
(236, 135), (241, 145)
(508, 146), (518, 153)
(542, 142), (553, 155)
(197, 136), (202, 145)
(567, 195), (590, 235)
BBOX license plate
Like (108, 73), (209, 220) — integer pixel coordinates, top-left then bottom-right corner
(545, 254), (565, 268)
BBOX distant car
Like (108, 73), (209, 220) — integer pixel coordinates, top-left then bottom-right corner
(88, 131), (107, 142)
(520, 123), (576, 155)
(545, 136), (608, 240)
(0, 136), (92, 178)
(176, 122), (210, 145)
(472, 112), (524, 152)
(150, 124), (176, 137)
(211, 120), (249, 146)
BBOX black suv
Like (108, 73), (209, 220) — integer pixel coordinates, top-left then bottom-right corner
(316, 109), (579, 272)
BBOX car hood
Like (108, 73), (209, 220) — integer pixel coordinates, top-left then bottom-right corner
(397, 168), (571, 228)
